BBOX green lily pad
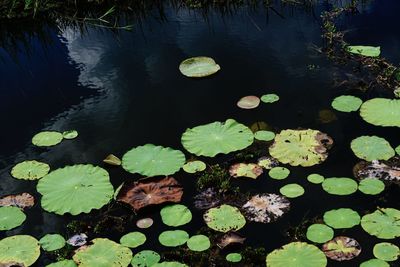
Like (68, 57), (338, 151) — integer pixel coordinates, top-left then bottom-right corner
(360, 259), (389, 267)
(279, 184), (304, 198)
(226, 253), (242, 263)
(203, 204), (246, 233)
(361, 208), (400, 239)
(73, 238), (132, 267)
(122, 144), (185, 176)
(153, 262), (188, 267)
(160, 204), (192, 227)
(181, 119), (254, 157)
(307, 174), (325, 184)
(186, 235), (210, 252)
(269, 129), (333, 167)
(11, 160), (50, 180)
(62, 130), (78, 139)
(351, 136), (395, 161)
(373, 242), (399, 261)
(0, 206), (26, 231)
(237, 96), (260, 109)
(261, 94), (280, 103)
(347, 45), (381, 57)
(266, 242), (327, 267)
(358, 178), (385, 195)
(322, 178), (358, 195)
(396, 145), (400, 155)
(46, 259), (77, 267)
(331, 95), (362, 112)
(306, 224), (334, 243)
(136, 218), (153, 229)
(120, 232), (146, 248)
(254, 130), (275, 141)
(32, 131), (63, 147)
(39, 234), (66, 251)
(158, 230), (189, 247)
(268, 167), (290, 180)
(323, 208), (360, 229)
(37, 164), (114, 215)
(322, 236), (361, 261)
(229, 163), (263, 179)
(182, 161), (206, 173)
(0, 235), (40, 266)
(179, 56), (220, 78)
(360, 98), (400, 127)
(131, 250), (160, 267)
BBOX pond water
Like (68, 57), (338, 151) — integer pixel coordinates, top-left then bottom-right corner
(0, 0), (399, 266)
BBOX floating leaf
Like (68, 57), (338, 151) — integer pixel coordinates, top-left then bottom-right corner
(279, 184), (304, 198)
(254, 130), (275, 141)
(117, 176), (183, 211)
(131, 250), (160, 267)
(0, 193), (35, 209)
(179, 56), (220, 78)
(229, 163), (263, 179)
(158, 230), (189, 247)
(0, 235), (40, 266)
(323, 208), (360, 229)
(242, 193), (290, 223)
(0, 206), (26, 231)
(351, 136), (395, 161)
(120, 232), (146, 248)
(358, 178), (385, 195)
(322, 178), (358, 195)
(307, 174), (324, 184)
(39, 234), (66, 251)
(373, 242), (399, 261)
(331, 95), (362, 112)
(11, 160), (50, 180)
(181, 119), (254, 157)
(186, 235), (210, 252)
(360, 98), (400, 127)
(203, 204), (246, 233)
(361, 208), (400, 239)
(182, 161), (206, 173)
(306, 224), (334, 244)
(360, 259), (389, 267)
(136, 218), (153, 229)
(67, 234), (88, 247)
(217, 232), (246, 249)
(347, 45), (381, 57)
(237, 96), (260, 109)
(268, 167), (290, 180)
(46, 259), (77, 267)
(32, 131), (63, 147)
(122, 144), (185, 176)
(153, 262), (188, 267)
(226, 253), (242, 263)
(103, 154), (121, 166)
(322, 236), (361, 261)
(160, 204), (192, 227)
(269, 129), (333, 167)
(257, 156), (279, 170)
(261, 94), (279, 103)
(37, 164), (114, 215)
(62, 130), (78, 139)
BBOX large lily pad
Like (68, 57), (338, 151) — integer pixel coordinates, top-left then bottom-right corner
(203, 204), (246, 233)
(331, 95), (363, 112)
(322, 178), (358, 195)
(237, 96), (260, 109)
(181, 119), (254, 157)
(73, 238), (132, 267)
(242, 193), (290, 223)
(186, 235), (210, 252)
(32, 131), (63, 147)
(131, 250), (160, 267)
(11, 160), (50, 180)
(269, 129), (333, 167)
(229, 163), (263, 179)
(120, 232), (146, 248)
(323, 208), (360, 229)
(158, 230), (189, 247)
(360, 98), (400, 127)
(179, 56), (220, 78)
(279, 184), (304, 198)
(373, 242), (399, 261)
(121, 144), (185, 176)
(0, 206), (26, 231)
(266, 242), (327, 267)
(0, 235), (40, 266)
(347, 46), (381, 57)
(358, 178), (385, 195)
(0, 193), (35, 209)
(351, 136), (395, 161)
(37, 164), (114, 215)
(160, 204), (192, 227)
(361, 208), (400, 239)
(306, 224), (334, 244)
(39, 234), (66, 251)
(322, 236), (361, 261)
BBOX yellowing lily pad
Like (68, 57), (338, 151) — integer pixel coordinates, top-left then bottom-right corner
(179, 57), (220, 78)
(229, 163), (263, 179)
(11, 160), (50, 180)
(32, 131), (63, 147)
(0, 235), (40, 266)
(237, 96), (260, 109)
(322, 236), (361, 261)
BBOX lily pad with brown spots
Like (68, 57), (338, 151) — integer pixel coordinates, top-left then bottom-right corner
(322, 236), (361, 261)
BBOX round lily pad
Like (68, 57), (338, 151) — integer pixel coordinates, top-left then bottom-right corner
(226, 253), (242, 263)
(261, 94), (279, 103)
(306, 224), (334, 243)
(39, 234), (66, 251)
(131, 250), (160, 267)
(307, 174), (325, 184)
(279, 184), (304, 198)
(0, 206), (26, 231)
(160, 204), (192, 227)
(229, 163), (263, 179)
(323, 208), (360, 229)
(182, 161), (206, 174)
(360, 259), (389, 267)
(351, 136), (395, 161)
(11, 160), (50, 180)
(179, 56), (220, 78)
(396, 145), (400, 155)
(120, 232), (146, 248)
(158, 230), (189, 247)
(122, 144), (185, 176)
(187, 235), (210, 252)
(181, 119), (254, 157)
(358, 178), (385, 195)
(322, 178), (358, 195)
(268, 167), (290, 180)
(203, 204), (246, 233)
(237, 96), (260, 109)
(266, 242), (327, 267)
(136, 218), (153, 229)
(46, 259), (77, 267)
(322, 236), (361, 261)
(37, 164), (114, 215)
(331, 95), (362, 112)
(361, 208), (400, 239)
(373, 242), (399, 261)
(0, 235), (40, 266)
(360, 98), (400, 127)
(62, 130), (78, 139)
(32, 131), (63, 147)
(254, 130), (275, 141)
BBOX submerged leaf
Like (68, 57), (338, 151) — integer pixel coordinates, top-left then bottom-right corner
(158, 230), (189, 247)
(331, 95), (362, 112)
(237, 96), (260, 109)
(229, 163), (263, 179)
(32, 131), (63, 147)
(0, 206), (26, 231)
(322, 236), (361, 261)
(317, 109), (337, 124)
(160, 204), (192, 227)
(179, 56), (220, 78)
(361, 208), (400, 239)
(0, 193), (34, 209)
(351, 136), (395, 161)
(373, 242), (399, 261)
(11, 160), (50, 180)
(103, 154), (121, 166)
(193, 188), (221, 210)
(322, 178), (358, 195)
(0, 235), (40, 267)
(203, 204), (246, 233)
(242, 193), (290, 223)
(347, 45), (380, 57)
(360, 98), (400, 127)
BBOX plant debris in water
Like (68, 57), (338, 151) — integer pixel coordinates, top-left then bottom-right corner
(242, 193), (290, 223)
(229, 163), (263, 179)
(237, 95), (260, 109)
(216, 232), (246, 249)
(354, 158), (400, 184)
(322, 236), (361, 261)
(0, 193), (34, 209)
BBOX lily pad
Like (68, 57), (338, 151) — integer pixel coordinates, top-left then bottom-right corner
(181, 119), (254, 157)
(182, 161), (206, 173)
(186, 235), (210, 252)
(179, 56), (220, 78)
(242, 193), (290, 223)
(360, 259), (389, 267)
(323, 208), (360, 229)
(360, 98), (400, 127)
(0, 192), (35, 209)
(266, 242), (327, 267)
(279, 184), (304, 198)
(122, 144), (185, 176)
(37, 164), (114, 215)
(120, 232), (146, 248)
(229, 163), (263, 179)
(160, 204), (192, 227)
(103, 154), (122, 166)
(358, 178), (385, 195)
(322, 236), (361, 261)
(73, 238), (132, 267)
(0, 206), (26, 231)
(62, 130), (78, 139)
(131, 250), (160, 267)
(361, 208), (400, 239)
(39, 234), (66, 251)
(32, 131), (63, 147)
(11, 160), (50, 180)
(307, 174), (325, 184)
(158, 230), (189, 247)
(347, 45), (381, 57)
(203, 204), (246, 233)
(153, 262), (188, 267)
(351, 136), (395, 161)
(261, 94), (280, 103)
(0, 235), (40, 266)
(373, 242), (399, 261)
(46, 259), (77, 267)
(331, 95), (362, 112)
(226, 253), (242, 263)
(254, 130), (275, 141)
(136, 218), (153, 229)
(396, 145), (400, 155)
(237, 96), (260, 109)
(268, 167), (290, 180)
(306, 224), (334, 244)
(257, 156), (279, 169)
(269, 129), (333, 167)
(322, 178), (358, 195)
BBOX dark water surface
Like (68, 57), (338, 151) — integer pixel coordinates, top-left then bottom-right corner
(0, 0), (399, 266)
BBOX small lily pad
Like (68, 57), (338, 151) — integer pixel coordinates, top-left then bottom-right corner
(323, 208), (360, 229)
(307, 174), (325, 184)
(62, 130), (78, 139)
(46, 259), (77, 267)
(322, 178), (358, 195)
(229, 163), (263, 179)
(254, 130), (275, 141)
(360, 259), (389, 267)
(179, 56), (220, 78)
(237, 96), (260, 109)
(360, 98), (400, 127)
(158, 230), (189, 247)
(136, 218), (153, 229)
(351, 136), (395, 161)
(306, 224), (334, 243)
(268, 167), (290, 180)
(396, 145), (400, 155)
(103, 154), (121, 166)
(226, 253), (242, 263)
(361, 208), (400, 239)
(11, 160), (50, 180)
(120, 232), (146, 248)
(39, 234), (66, 251)
(331, 95), (362, 112)
(322, 236), (361, 261)
(261, 94), (279, 103)
(0, 206), (26, 231)
(131, 250), (160, 267)
(347, 45), (381, 57)
(160, 204), (192, 227)
(358, 178), (385, 195)
(182, 161), (206, 173)
(279, 184), (304, 198)
(186, 235), (210, 252)
(153, 262), (188, 267)
(203, 204), (246, 233)
(257, 156), (279, 169)
(32, 131), (63, 147)
(373, 242), (399, 261)
(0, 235), (40, 266)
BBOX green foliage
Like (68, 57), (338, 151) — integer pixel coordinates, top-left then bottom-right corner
(373, 242), (399, 261)
(39, 234), (66, 252)
(322, 177), (358, 195)
(279, 184), (304, 198)
(0, 206), (26, 230)
(306, 224), (334, 243)
(323, 208), (360, 229)
(120, 232), (146, 248)
(160, 204), (192, 227)
(351, 136), (395, 161)
(331, 95), (362, 112)
(203, 204), (246, 232)
(347, 45), (381, 57)
(196, 164), (231, 191)
(32, 131), (63, 147)
(158, 230), (189, 247)
(131, 250), (160, 267)
(186, 235), (210, 252)
(11, 160), (50, 180)
(0, 235), (40, 266)
(360, 98), (400, 127)
(361, 208), (400, 239)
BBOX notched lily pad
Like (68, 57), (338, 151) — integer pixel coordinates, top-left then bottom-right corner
(0, 193), (35, 209)
(179, 56), (220, 78)
(11, 160), (50, 180)
(351, 136), (395, 161)
(203, 204), (246, 233)
(322, 236), (361, 261)
(237, 96), (260, 109)
(242, 193), (290, 223)
(360, 98), (400, 127)
(229, 163), (263, 179)
(361, 208), (400, 239)
(103, 154), (121, 166)
(182, 161), (206, 174)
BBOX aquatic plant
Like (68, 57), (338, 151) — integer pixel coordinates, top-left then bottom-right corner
(361, 208), (400, 239)
(203, 204), (246, 232)
(182, 160), (206, 173)
(257, 156), (279, 169)
(279, 184), (304, 198)
(153, 262), (188, 267)
(179, 56), (220, 78)
(62, 130), (78, 139)
(358, 178), (385, 195)
(351, 136), (395, 161)
(0, 235), (40, 266)
(360, 259), (389, 267)
(196, 164), (231, 191)
(103, 154), (121, 166)
(186, 235), (210, 252)
(331, 95), (362, 112)
(306, 224), (334, 243)
(0, 192), (35, 209)
(360, 98), (400, 127)
(354, 158), (400, 184)
(321, 177), (358, 195)
(237, 95), (260, 109)
(160, 204), (192, 227)
(307, 173), (324, 184)
(373, 242), (399, 261)
(0, 206), (26, 231)
(120, 232), (146, 248)
(254, 130), (275, 141)
(229, 163), (263, 179)
(268, 167), (290, 180)
(226, 253), (242, 262)
(11, 160), (50, 180)
(193, 188), (221, 210)
(322, 236), (361, 261)
(131, 250), (160, 267)
(216, 232), (245, 249)
(67, 233), (88, 247)
(136, 218), (153, 229)
(347, 46), (381, 57)
(242, 193), (290, 223)
(32, 131), (63, 147)
(158, 230), (189, 247)
(323, 208), (360, 229)
(39, 234), (66, 252)
(46, 259), (77, 267)
(261, 94), (279, 103)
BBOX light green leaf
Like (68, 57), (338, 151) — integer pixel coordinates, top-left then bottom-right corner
(360, 98), (400, 127)
(351, 136), (395, 161)
(158, 230), (189, 247)
(322, 178), (358, 195)
(331, 95), (362, 112)
(279, 184), (304, 198)
(358, 178), (385, 195)
(182, 161), (206, 173)
(306, 224), (334, 243)
(179, 57), (220, 78)
(323, 208), (360, 229)
(226, 253), (242, 262)
(0, 206), (26, 231)
(373, 242), (399, 261)
(11, 160), (50, 180)
(120, 232), (146, 248)
(32, 131), (63, 147)
(0, 235), (40, 266)
(261, 94), (280, 103)
(347, 45), (381, 57)
(361, 208), (400, 239)
(39, 234), (66, 251)
(160, 204), (192, 227)
(131, 250), (160, 267)
(186, 235), (210, 252)
(203, 204), (246, 233)
(268, 167), (290, 180)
